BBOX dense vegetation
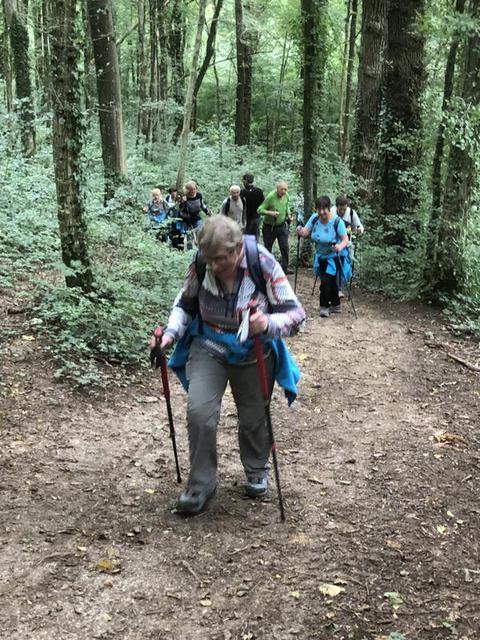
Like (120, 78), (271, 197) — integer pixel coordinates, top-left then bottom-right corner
(1, 0), (479, 386)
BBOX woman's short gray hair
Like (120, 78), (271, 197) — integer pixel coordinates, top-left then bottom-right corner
(198, 215), (243, 256)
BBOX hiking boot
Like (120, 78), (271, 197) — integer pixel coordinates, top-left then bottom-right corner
(320, 307), (330, 318)
(244, 476), (268, 498)
(330, 305), (341, 314)
(339, 291), (345, 299)
(176, 486), (216, 515)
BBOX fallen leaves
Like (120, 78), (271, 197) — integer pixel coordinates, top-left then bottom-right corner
(95, 558), (121, 574)
(433, 431), (467, 447)
(318, 583), (345, 597)
(384, 591), (403, 611)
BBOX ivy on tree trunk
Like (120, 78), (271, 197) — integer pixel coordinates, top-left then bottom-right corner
(51, 0), (93, 293)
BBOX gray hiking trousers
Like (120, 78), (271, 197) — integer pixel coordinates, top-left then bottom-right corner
(184, 339), (275, 493)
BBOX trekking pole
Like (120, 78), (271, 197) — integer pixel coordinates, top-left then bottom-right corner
(311, 274), (318, 297)
(253, 334), (286, 522)
(294, 233), (301, 293)
(350, 234), (360, 286)
(151, 327), (182, 483)
(337, 255), (358, 320)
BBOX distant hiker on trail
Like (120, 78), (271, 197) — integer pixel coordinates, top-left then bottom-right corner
(220, 185), (247, 228)
(241, 173), (264, 237)
(332, 195), (364, 236)
(165, 185), (178, 208)
(144, 188), (169, 225)
(154, 215), (305, 515)
(297, 195), (351, 317)
(258, 180), (293, 274)
(178, 181), (210, 230)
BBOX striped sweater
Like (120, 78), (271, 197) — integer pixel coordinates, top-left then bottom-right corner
(164, 243), (305, 342)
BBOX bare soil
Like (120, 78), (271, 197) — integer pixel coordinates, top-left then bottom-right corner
(1, 272), (479, 640)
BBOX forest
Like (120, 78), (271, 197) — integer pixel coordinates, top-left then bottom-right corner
(1, 1), (479, 639)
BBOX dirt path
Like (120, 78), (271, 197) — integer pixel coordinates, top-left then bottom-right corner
(1, 273), (479, 640)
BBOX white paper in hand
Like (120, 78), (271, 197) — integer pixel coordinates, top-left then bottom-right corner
(236, 307), (250, 344)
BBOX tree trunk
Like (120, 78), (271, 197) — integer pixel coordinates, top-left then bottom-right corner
(2, 3), (14, 113)
(270, 32), (290, 158)
(87, 0), (127, 202)
(340, 0), (358, 161)
(429, 0), (465, 224)
(350, 0), (388, 207)
(381, 0), (426, 243)
(301, 0), (328, 265)
(4, 0), (36, 156)
(234, 0), (254, 146)
(32, 0), (51, 110)
(192, 0), (224, 130)
(168, 0), (186, 144)
(50, 0), (93, 293)
(337, 0), (352, 156)
(136, 0), (148, 143)
(176, 0), (207, 191)
(433, 0), (480, 296)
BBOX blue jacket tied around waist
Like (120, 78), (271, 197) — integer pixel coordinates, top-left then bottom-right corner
(168, 318), (300, 406)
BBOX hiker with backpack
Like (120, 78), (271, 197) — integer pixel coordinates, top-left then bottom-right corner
(241, 173), (264, 237)
(297, 195), (351, 317)
(220, 185), (247, 228)
(258, 181), (294, 274)
(154, 215), (305, 515)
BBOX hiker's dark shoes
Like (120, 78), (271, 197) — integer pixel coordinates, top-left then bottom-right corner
(176, 486), (216, 515)
(330, 305), (341, 314)
(244, 476), (268, 498)
(320, 307), (330, 318)
(285, 268), (294, 275)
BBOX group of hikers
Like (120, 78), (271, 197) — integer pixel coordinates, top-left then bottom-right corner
(149, 174), (365, 516)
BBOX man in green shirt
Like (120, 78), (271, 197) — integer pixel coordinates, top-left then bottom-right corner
(257, 181), (293, 274)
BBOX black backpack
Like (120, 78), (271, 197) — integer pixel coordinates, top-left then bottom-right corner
(195, 234), (267, 297)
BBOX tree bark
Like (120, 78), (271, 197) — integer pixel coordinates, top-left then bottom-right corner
(234, 0), (254, 146)
(433, 0), (480, 295)
(50, 0), (93, 293)
(301, 0), (328, 265)
(337, 0), (352, 156)
(4, 0), (36, 155)
(176, 0), (207, 191)
(350, 0), (388, 207)
(381, 0), (426, 242)
(136, 0), (148, 143)
(430, 0), (466, 218)
(2, 2), (14, 113)
(192, 0), (224, 130)
(340, 0), (358, 161)
(87, 0), (127, 202)
(168, 0), (186, 143)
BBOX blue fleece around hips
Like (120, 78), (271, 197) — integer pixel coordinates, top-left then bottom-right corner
(168, 318), (300, 405)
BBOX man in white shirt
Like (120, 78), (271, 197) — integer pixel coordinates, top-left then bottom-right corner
(220, 185), (247, 228)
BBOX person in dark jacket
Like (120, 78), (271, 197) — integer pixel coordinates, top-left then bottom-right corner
(240, 173), (264, 238)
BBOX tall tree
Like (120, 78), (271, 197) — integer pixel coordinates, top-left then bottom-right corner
(337, 0), (352, 156)
(50, 0), (93, 293)
(350, 0), (388, 206)
(4, 0), (36, 155)
(192, 0), (224, 130)
(234, 0), (254, 146)
(381, 0), (426, 240)
(429, 0), (466, 226)
(136, 0), (148, 142)
(302, 0), (328, 220)
(433, 0), (480, 295)
(176, 0), (207, 191)
(87, 0), (127, 201)
(168, 0), (186, 143)
(340, 0), (358, 161)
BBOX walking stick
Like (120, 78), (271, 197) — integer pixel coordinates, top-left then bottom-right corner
(337, 255), (358, 320)
(311, 273), (318, 296)
(253, 335), (286, 522)
(350, 234), (359, 284)
(294, 233), (301, 293)
(151, 327), (182, 483)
